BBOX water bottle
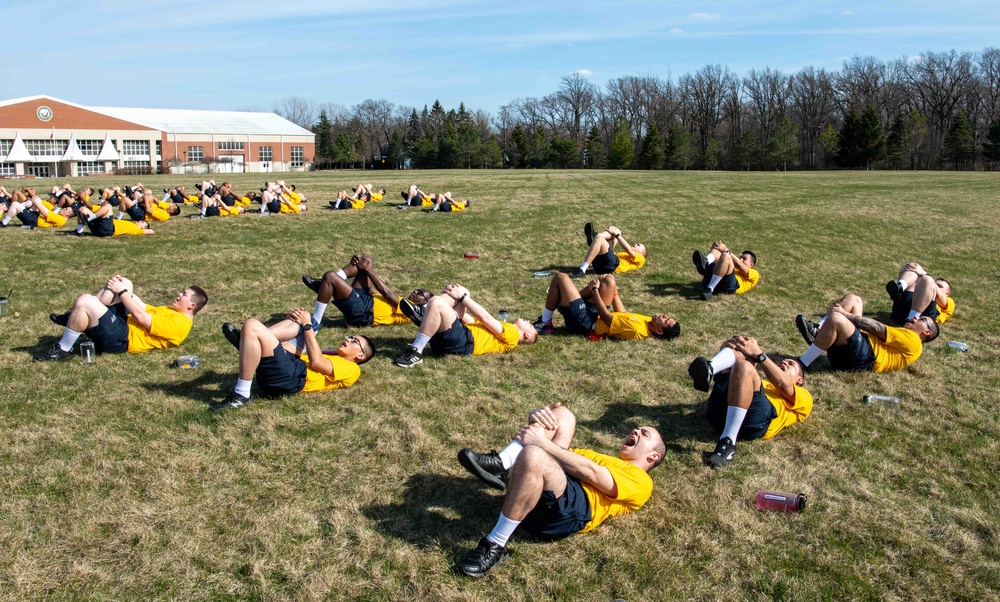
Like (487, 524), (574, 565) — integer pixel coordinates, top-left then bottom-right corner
(497, 309), (510, 322)
(946, 341), (969, 352)
(0, 295), (7, 318)
(755, 490), (806, 513)
(173, 355), (200, 369)
(464, 252), (479, 259)
(80, 341), (96, 364)
(863, 394), (900, 410)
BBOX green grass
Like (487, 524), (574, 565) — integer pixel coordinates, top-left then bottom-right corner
(1, 170), (998, 600)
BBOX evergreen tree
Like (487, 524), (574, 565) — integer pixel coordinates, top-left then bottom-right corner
(481, 136), (503, 168)
(941, 110), (976, 170)
(907, 110), (928, 170)
(437, 122), (460, 168)
(457, 112), (479, 168)
(429, 100), (446, 138)
(857, 104), (887, 169)
(982, 121), (1000, 170)
(704, 138), (722, 170)
(549, 135), (580, 168)
(768, 117), (800, 171)
(608, 119), (634, 169)
(837, 109), (862, 168)
(406, 109), (422, 145)
(313, 111), (334, 168)
(386, 129), (405, 169)
(732, 131), (760, 171)
(885, 113), (909, 170)
(819, 124), (839, 167)
(530, 130), (548, 168)
(509, 124), (527, 168)
(332, 132), (354, 168)
(637, 123), (665, 169)
(666, 123), (694, 170)
(584, 126), (606, 169)
(411, 136), (436, 169)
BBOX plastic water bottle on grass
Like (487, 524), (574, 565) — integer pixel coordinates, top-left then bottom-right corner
(755, 491), (806, 513)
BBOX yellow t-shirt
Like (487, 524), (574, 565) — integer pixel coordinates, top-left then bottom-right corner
(42, 200), (55, 210)
(113, 220), (146, 236)
(763, 382), (813, 439)
(868, 326), (923, 373)
(936, 297), (955, 324)
(127, 305), (193, 353)
(279, 202), (301, 214)
(614, 252), (646, 273)
(592, 312), (651, 340)
(38, 211), (67, 228)
(470, 321), (519, 355)
(421, 196), (434, 207)
(349, 199), (365, 210)
(147, 206), (171, 222)
(369, 192), (383, 202)
(301, 355), (361, 392)
(448, 202), (466, 212)
(372, 295), (410, 326)
(570, 449), (653, 533)
(735, 268), (760, 294)
(287, 191), (303, 203)
(186, 195), (200, 204)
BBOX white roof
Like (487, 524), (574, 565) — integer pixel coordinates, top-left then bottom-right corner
(0, 95), (313, 137)
(96, 133), (119, 161)
(4, 133), (32, 162)
(61, 133), (86, 161)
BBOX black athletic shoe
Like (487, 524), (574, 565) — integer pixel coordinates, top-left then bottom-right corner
(795, 314), (819, 345)
(885, 279), (904, 301)
(400, 299), (426, 327)
(688, 356), (713, 392)
(531, 317), (554, 335)
(33, 344), (75, 362)
(393, 345), (423, 367)
(457, 448), (508, 490)
(570, 268), (587, 279)
(49, 311), (71, 327)
(692, 250), (708, 275)
(700, 288), (713, 301)
(221, 322), (242, 350)
(705, 437), (736, 469)
(302, 274), (322, 294)
(584, 221), (595, 247)
(209, 391), (253, 413)
(457, 537), (511, 578)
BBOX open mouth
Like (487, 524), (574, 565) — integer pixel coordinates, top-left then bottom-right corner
(623, 432), (638, 448)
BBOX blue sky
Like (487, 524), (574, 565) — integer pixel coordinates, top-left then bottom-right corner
(2, 0), (997, 116)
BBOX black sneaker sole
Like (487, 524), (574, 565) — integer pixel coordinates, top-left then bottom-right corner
(692, 250), (707, 275)
(458, 549), (511, 578)
(457, 449), (506, 490)
(222, 322), (241, 350)
(885, 280), (902, 301)
(584, 222), (595, 247)
(399, 299), (423, 327)
(49, 312), (70, 327)
(688, 357), (712, 392)
(795, 314), (816, 345)
(302, 275), (322, 294)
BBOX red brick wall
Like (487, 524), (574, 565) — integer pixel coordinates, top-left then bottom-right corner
(0, 98), (150, 131)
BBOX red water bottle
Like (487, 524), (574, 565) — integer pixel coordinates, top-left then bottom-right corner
(755, 490), (806, 513)
(464, 252), (479, 259)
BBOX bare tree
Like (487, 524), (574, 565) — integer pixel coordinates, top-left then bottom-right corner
(903, 50), (974, 165)
(351, 98), (396, 161)
(790, 66), (838, 168)
(680, 65), (735, 156)
(557, 73), (598, 143)
(272, 96), (317, 129)
(743, 68), (791, 150)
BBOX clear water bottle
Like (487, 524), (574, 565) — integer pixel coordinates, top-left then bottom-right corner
(497, 309), (510, 322)
(946, 341), (969, 352)
(173, 355), (200, 369)
(863, 394), (900, 410)
(755, 490), (806, 513)
(80, 341), (96, 364)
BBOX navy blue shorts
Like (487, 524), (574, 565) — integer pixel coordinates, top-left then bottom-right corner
(557, 298), (599, 335)
(890, 291), (940, 325)
(438, 201), (454, 212)
(107, 194), (121, 207)
(702, 269), (739, 293)
(827, 327), (876, 372)
(17, 210), (39, 227)
(406, 196), (423, 206)
(429, 317), (475, 356)
(255, 344), (307, 397)
(521, 474), (593, 540)
(170, 192), (186, 204)
(88, 216), (115, 237)
(333, 288), (375, 326)
(705, 371), (777, 440)
(125, 203), (145, 221)
(204, 205), (221, 217)
(591, 248), (620, 274)
(266, 199), (281, 213)
(84, 302), (130, 354)
(221, 194), (236, 205)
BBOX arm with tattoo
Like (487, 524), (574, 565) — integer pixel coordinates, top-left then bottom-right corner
(846, 313), (888, 341)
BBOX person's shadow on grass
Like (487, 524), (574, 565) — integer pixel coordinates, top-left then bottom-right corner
(576, 400), (715, 456)
(646, 281), (703, 300)
(12, 335), (62, 357)
(362, 472), (504, 553)
(142, 369), (229, 405)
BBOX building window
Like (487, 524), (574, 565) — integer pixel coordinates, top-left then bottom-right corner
(0, 140), (12, 155)
(77, 140), (103, 156)
(121, 140), (150, 156)
(291, 146), (304, 167)
(25, 139), (68, 156)
(259, 146), (273, 162)
(218, 141), (245, 151)
(155, 140), (162, 158)
(0, 163), (15, 176)
(26, 164), (51, 177)
(187, 146), (204, 161)
(76, 161), (106, 175)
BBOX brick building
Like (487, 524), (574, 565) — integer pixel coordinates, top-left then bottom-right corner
(0, 95), (315, 177)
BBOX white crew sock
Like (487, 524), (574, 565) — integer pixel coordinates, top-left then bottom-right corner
(58, 328), (82, 352)
(721, 406), (748, 443)
(336, 269), (347, 280)
(818, 316), (827, 327)
(201, 206), (207, 216)
(907, 309), (922, 321)
(707, 274), (722, 292)
(705, 253), (717, 265)
(1, 216), (11, 226)
(313, 302), (328, 325)
(897, 279), (907, 291)
(541, 308), (554, 323)
(412, 332), (432, 353)
(578, 262), (589, 272)
(498, 440), (524, 470)
(708, 347), (737, 373)
(234, 378), (252, 398)
(117, 211), (125, 220)
(162, 193), (171, 202)
(486, 512), (520, 547)
(799, 344), (824, 367)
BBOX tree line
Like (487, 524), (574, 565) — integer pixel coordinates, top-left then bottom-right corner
(272, 47), (1000, 171)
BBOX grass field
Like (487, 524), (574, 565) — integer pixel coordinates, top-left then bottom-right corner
(1, 170), (998, 601)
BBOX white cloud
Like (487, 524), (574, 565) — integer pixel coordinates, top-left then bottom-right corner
(573, 69), (593, 77)
(669, 27), (684, 33)
(688, 12), (719, 20)
(842, 10), (854, 16)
